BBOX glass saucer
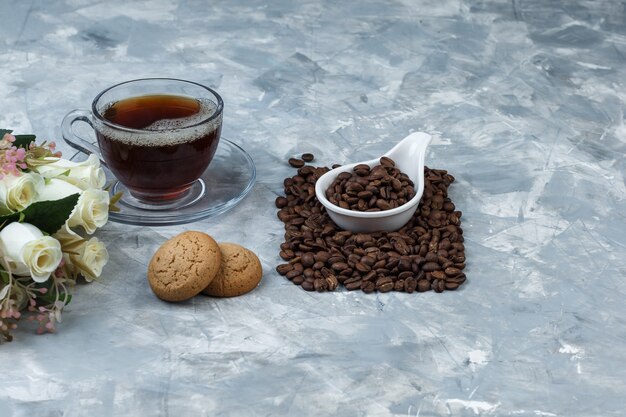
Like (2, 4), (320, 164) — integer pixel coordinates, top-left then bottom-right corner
(71, 138), (256, 226)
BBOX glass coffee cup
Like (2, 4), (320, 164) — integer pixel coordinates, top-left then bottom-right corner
(61, 78), (223, 205)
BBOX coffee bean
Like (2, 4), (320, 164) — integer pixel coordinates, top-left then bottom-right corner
(451, 255), (466, 263)
(277, 210), (293, 222)
(355, 262), (371, 273)
(440, 261), (453, 270)
(417, 279), (430, 292)
(345, 279), (363, 291)
(432, 280), (445, 293)
(275, 196), (288, 208)
(325, 275), (339, 291)
(328, 255), (346, 265)
(431, 270), (446, 280)
(361, 281), (376, 293)
(339, 268), (354, 277)
(424, 252), (438, 263)
(312, 261), (325, 270)
(379, 156), (395, 167)
(357, 190), (373, 200)
(398, 271), (413, 280)
(301, 153), (314, 162)
(346, 182), (364, 194)
(289, 217), (305, 226)
(405, 277), (417, 293)
(315, 251), (331, 263)
(331, 262), (349, 272)
(445, 281), (459, 290)
(276, 264), (293, 275)
(314, 278), (327, 292)
(444, 267), (462, 276)
(285, 269), (300, 280)
(398, 258), (411, 272)
(372, 259), (386, 269)
(301, 252), (315, 268)
(443, 202), (455, 212)
(446, 273), (466, 284)
(360, 255), (376, 267)
(301, 280), (315, 291)
(376, 277), (394, 293)
(422, 262), (441, 272)
(376, 199), (391, 210)
(289, 158), (305, 168)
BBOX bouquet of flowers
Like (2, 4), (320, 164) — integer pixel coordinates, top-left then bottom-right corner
(0, 129), (113, 342)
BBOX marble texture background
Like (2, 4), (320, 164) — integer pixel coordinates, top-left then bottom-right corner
(1, 0), (626, 416)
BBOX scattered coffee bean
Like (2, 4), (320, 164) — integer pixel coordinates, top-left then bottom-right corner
(289, 158), (305, 168)
(275, 158), (466, 294)
(301, 153), (315, 162)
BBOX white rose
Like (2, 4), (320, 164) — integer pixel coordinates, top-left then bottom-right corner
(0, 172), (44, 213)
(0, 222), (62, 283)
(66, 237), (109, 282)
(37, 177), (81, 202)
(68, 189), (109, 234)
(38, 178), (109, 234)
(32, 154), (106, 190)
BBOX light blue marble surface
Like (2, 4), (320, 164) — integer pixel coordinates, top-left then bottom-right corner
(1, 0), (625, 416)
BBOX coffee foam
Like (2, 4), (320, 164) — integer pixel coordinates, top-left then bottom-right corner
(96, 98), (220, 147)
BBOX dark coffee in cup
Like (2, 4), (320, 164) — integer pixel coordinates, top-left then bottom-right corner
(62, 78), (224, 205)
(96, 94), (222, 201)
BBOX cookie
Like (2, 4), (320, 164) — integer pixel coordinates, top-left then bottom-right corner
(202, 242), (263, 297)
(148, 231), (222, 302)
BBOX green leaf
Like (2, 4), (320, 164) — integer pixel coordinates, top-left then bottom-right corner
(0, 193), (80, 234)
(0, 129), (36, 148)
(21, 193), (80, 234)
(13, 134), (36, 149)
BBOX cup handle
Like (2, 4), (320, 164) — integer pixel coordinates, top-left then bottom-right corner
(61, 109), (104, 162)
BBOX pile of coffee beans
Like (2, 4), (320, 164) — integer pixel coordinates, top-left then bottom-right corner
(325, 157), (415, 211)
(275, 154), (466, 293)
